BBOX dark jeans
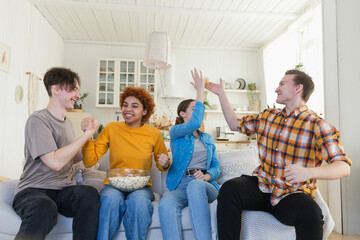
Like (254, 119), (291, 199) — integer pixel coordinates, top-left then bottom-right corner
(13, 185), (100, 240)
(217, 175), (324, 240)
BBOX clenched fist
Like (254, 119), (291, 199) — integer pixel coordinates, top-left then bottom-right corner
(81, 117), (99, 132)
(158, 153), (170, 169)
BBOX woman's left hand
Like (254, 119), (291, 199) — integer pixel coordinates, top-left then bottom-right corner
(158, 153), (170, 169)
(190, 68), (204, 92)
(193, 170), (211, 181)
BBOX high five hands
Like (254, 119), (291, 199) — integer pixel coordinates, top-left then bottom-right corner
(205, 78), (225, 96)
(81, 117), (100, 136)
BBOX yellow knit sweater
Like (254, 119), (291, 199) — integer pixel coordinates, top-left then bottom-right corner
(82, 121), (169, 186)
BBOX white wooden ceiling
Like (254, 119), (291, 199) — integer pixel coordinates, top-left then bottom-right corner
(29, 0), (319, 48)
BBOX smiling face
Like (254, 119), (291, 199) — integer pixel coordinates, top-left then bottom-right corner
(275, 74), (301, 106)
(53, 80), (80, 110)
(121, 96), (147, 127)
(179, 101), (196, 123)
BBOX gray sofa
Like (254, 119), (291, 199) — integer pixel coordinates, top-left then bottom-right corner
(0, 146), (334, 239)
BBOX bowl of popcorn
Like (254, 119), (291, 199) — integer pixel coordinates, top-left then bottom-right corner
(107, 168), (151, 192)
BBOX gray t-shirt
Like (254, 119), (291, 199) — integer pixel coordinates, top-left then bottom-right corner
(16, 109), (76, 194)
(187, 137), (207, 170)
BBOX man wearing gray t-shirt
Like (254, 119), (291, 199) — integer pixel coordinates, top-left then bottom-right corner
(13, 67), (100, 240)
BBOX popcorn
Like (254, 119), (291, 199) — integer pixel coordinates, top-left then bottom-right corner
(108, 175), (150, 192)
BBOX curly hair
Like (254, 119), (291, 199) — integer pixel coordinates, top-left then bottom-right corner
(120, 86), (155, 123)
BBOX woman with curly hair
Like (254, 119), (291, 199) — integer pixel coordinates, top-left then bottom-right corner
(81, 86), (170, 240)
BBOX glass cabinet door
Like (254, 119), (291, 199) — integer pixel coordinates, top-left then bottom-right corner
(139, 61), (156, 99)
(98, 59), (115, 106)
(96, 59), (156, 108)
(119, 60), (137, 96)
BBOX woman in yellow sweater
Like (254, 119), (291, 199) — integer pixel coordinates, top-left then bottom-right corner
(81, 86), (170, 240)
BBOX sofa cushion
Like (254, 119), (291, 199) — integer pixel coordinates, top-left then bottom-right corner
(0, 179), (75, 237)
(216, 145), (260, 185)
(81, 169), (106, 191)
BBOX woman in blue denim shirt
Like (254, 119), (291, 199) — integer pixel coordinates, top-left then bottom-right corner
(159, 68), (220, 240)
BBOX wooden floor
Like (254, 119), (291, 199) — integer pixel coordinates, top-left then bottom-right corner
(329, 232), (360, 240)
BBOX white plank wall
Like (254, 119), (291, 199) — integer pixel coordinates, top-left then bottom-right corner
(330, 0), (360, 234)
(0, 0), (64, 179)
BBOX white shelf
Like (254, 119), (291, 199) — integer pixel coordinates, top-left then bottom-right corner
(160, 96), (185, 100)
(205, 110), (259, 114)
(205, 89), (261, 93)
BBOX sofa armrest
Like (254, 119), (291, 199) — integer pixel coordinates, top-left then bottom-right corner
(314, 189), (334, 239)
(0, 180), (22, 236)
(0, 180), (19, 204)
(210, 199), (218, 240)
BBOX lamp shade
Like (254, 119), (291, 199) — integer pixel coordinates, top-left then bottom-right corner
(143, 32), (171, 69)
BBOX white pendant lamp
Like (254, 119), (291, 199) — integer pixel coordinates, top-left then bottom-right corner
(143, 31), (171, 69)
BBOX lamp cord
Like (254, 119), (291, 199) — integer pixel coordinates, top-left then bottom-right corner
(157, 69), (175, 122)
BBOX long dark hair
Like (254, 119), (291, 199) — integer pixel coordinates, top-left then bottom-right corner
(175, 99), (195, 125)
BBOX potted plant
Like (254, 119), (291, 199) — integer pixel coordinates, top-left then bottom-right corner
(295, 63), (304, 71)
(203, 98), (212, 110)
(74, 92), (89, 109)
(94, 123), (104, 139)
(247, 83), (256, 103)
(248, 83), (256, 91)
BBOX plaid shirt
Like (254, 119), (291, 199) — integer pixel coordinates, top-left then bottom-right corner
(238, 105), (352, 206)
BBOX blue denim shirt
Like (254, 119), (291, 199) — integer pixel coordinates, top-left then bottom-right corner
(166, 101), (220, 191)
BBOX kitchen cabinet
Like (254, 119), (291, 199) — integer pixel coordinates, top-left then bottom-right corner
(98, 59), (116, 106)
(96, 59), (157, 108)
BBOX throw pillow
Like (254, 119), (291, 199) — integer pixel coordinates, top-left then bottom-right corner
(73, 161), (100, 174)
(73, 161), (100, 184)
(217, 145), (260, 185)
(81, 169), (106, 191)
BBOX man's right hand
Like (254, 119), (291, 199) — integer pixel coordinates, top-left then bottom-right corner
(81, 117), (100, 136)
(205, 78), (225, 96)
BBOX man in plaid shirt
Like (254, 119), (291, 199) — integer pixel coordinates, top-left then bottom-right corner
(206, 70), (351, 240)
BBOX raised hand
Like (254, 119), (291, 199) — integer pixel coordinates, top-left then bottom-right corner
(81, 117), (94, 132)
(190, 68), (204, 92)
(81, 117), (100, 136)
(158, 153), (170, 169)
(205, 78), (225, 96)
(87, 119), (100, 136)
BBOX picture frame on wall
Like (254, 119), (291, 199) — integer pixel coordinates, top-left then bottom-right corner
(0, 42), (11, 73)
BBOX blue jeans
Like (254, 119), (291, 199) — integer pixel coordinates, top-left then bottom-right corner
(159, 176), (219, 240)
(97, 185), (155, 240)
